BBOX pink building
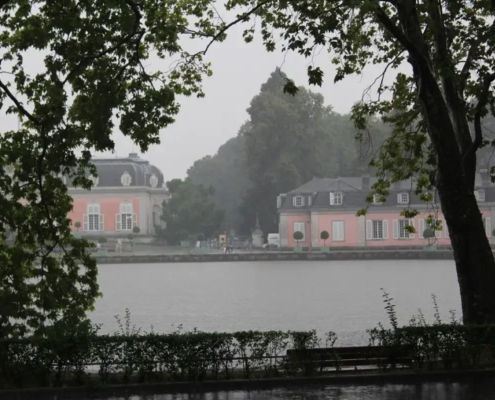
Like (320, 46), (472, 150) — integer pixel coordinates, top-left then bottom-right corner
(278, 173), (493, 248)
(68, 153), (169, 239)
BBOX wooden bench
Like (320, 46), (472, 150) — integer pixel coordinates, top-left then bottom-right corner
(285, 346), (413, 373)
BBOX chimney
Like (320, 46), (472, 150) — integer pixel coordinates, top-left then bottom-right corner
(362, 174), (370, 190)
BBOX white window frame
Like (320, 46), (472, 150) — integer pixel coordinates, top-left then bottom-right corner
(121, 171), (132, 187)
(293, 196), (304, 207)
(149, 173), (158, 188)
(367, 220), (389, 240)
(83, 202), (104, 231)
(116, 201), (137, 231)
(329, 192), (343, 206)
(372, 194), (384, 205)
(397, 192), (409, 204)
(373, 220), (384, 239)
(475, 190), (486, 202)
(397, 219), (411, 239)
(308, 196), (312, 206)
(332, 221), (345, 242)
(293, 222), (306, 241)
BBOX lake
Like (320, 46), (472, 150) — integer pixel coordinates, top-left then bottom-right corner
(91, 260), (462, 345)
(94, 380), (495, 400)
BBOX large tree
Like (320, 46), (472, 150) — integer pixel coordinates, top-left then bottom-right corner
(187, 127), (251, 230)
(200, 0), (495, 323)
(237, 70), (388, 235)
(0, 1), (211, 337)
(158, 179), (224, 245)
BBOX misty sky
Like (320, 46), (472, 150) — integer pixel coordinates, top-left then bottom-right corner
(1, 23), (406, 182)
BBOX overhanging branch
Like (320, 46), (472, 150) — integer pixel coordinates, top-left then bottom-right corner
(0, 79), (41, 126)
(62, 0), (143, 85)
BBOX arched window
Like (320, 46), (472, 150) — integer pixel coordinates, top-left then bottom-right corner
(116, 201), (136, 231)
(84, 202), (103, 231)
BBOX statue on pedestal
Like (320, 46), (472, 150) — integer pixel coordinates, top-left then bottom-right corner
(251, 213), (263, 248)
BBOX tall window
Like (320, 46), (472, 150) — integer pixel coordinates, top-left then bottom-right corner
(121, 201), (133, 230)
(372, 220), (384, 239)
(84, 202), (103, 231)
(332, 221), (345, 241)
(399, 220), (410, 239)
(294, 222), (305, 241)
(329, 192), (343, 205)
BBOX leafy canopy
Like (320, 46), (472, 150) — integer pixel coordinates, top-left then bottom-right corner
(0, 0), (213, 337)
(158, 178), (224, 245)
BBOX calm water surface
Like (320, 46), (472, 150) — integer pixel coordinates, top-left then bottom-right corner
(91, 260), (461, 345)
(95, 380), (495, 400)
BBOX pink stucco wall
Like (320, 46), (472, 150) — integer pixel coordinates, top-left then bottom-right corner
(286, 214), (311, 247)
(69, 197), (139, 232)
(316, 213), (360, 246)
(284, 210), (492, 247)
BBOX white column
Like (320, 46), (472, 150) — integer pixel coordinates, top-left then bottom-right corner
(279, 214), (288, 247)
(358, 215), (366, 247)
(311, 213), (319, 247)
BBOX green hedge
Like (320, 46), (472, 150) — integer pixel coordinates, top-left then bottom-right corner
(0, 329), (327, 389)
(368, 324), (495, 371)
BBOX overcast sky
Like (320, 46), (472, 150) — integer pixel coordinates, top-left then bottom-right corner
(1, 23), (405, 182)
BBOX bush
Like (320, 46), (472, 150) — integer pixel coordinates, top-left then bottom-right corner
(320, 231), (329, 246)
(132, 226), (140, 235)
(293, 231), (303, 245)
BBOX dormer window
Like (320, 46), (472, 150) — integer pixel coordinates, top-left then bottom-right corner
(373, 194), (384, 205)
(89, 174), (99, 187)
(475, 190), (485, 202)
(329, 192), (343, 205)
(397, 192), (409, 204)
(293, 196), (305, 207)
(121, 171), (132, 186)
(149, 173), (158, 188)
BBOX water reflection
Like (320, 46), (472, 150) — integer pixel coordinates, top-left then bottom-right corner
(98, 380), (495, 400)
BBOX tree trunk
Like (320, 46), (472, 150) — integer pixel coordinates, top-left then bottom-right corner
(388, 0), (495, 324)
(438, 173), (495, 324)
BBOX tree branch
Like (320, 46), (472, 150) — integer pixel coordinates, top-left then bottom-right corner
(459, 45), (475, 96)
(0, 79), (41, 126)
(373, 2), (425, 61)
(62, 0), (143, 85)
(191, 0), (272, 58)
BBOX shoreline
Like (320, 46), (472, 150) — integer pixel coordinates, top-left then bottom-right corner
(95, 250), (455, 264)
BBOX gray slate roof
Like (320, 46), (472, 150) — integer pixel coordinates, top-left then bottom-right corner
(280, 173), (493, 211)
(67, 153), (165, 188)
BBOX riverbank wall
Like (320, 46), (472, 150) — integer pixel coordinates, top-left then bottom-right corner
(95, 249), (455, 264)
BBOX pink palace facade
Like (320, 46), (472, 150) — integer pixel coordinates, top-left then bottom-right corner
(67, 153), (169, 238)
(277, 172), (494, 248)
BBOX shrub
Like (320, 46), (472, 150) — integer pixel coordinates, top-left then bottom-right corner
(320, 231), (329, 246)
(132, 226), (140, 235)
(293, 231), (303, 245)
